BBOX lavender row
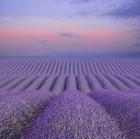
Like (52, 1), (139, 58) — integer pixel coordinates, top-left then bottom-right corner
(22, 90), (140, 139)
(0, 74), (140, 92)
(0, 90), (55, 138)
(0, 58), (140, 75)
(89, 90), (140, 139)
(22, 92), (125, 139)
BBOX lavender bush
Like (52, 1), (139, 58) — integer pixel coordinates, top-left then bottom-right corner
(89, 90), (140, 139)
(22, 92), (125, 139)
(0, 91), (55, 139)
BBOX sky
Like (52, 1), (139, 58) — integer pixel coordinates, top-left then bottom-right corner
(0, 0), (140, 58)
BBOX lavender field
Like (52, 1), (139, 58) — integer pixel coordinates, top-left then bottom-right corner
(0, 57), (140, 139)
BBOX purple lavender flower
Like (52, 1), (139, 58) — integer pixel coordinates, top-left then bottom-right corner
(89, 90), (140, 139)
(0, 91), (55, 139)
(23, 92), (125, 139)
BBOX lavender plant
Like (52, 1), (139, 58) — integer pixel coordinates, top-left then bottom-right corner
(89, 90), (140, 139)
(22, 92), (125, 139)
(0, 91), (55, 139)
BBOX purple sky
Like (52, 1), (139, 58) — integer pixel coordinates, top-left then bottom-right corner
(0, 0), (140, 57)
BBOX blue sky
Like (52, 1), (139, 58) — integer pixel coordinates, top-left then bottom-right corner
(0, 0), (140, 58)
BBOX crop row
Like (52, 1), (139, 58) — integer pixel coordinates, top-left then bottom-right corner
(0, 58), (140, 75)
(22, 91), (140, 139)
(0, 74), (140, 92)
(0, 90), (56, 139)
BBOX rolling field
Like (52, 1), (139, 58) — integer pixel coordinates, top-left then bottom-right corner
(0, 58), (140, 92)
(0, 57), (140, 139)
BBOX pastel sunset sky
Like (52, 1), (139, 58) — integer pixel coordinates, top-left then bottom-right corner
(0, 0), (140, 57)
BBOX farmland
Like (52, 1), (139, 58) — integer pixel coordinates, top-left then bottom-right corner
(0, 57), (140, 139)
(0, 58), (140, 92)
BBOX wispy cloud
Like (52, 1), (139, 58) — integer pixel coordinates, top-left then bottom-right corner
(133, 43), (140, 47)
(40, 39), (48, 44)
(70, 0), (140, 18)
(105, 0), (140, 18)
(58, 32), (80, 39)
(70, 0), (92, 4)
(39, 39), (48, 47)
